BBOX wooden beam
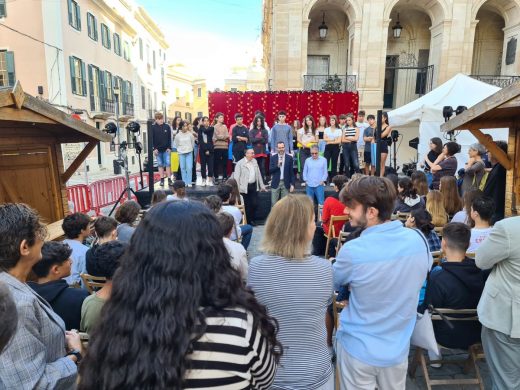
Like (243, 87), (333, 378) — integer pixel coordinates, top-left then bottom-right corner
(497, 96), (520, 110)
(0, 89), (14, 108)
(61, 141), (97, 183)
(0, 107), (57, 124)
(451, 118), (514, 129)
(468, 127), (513, 170)
(11, 81), (25, 109)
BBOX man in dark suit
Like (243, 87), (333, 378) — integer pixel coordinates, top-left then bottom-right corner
(269, 141), (295, 205)
(482, 140), (507, 223)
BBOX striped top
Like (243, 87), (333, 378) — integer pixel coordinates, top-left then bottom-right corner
(248, 255), (333, 390)
(184, 307), (277, 389)
(342, 126), (357, 142)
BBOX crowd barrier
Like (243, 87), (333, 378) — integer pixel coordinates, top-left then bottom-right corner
(67, 172), (160, 215)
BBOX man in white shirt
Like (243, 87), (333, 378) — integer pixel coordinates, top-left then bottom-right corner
(468, 196), (495, 253)
(217, 184), (253, 249)
(61, 213), (92, 286)
(216, 212), (248, 282)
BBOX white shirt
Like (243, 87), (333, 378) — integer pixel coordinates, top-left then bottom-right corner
(245, 160), (256, 183)
(356, 121), (368, 148)
(222, 205), (243, 240)
(277, 153), (286, 180)
(298, 128), (316, 146)
(63, 239), (89, 286)
(468, 227), (492, 252)
(223, 237), (248, 281)
(324, 127), (342, 142)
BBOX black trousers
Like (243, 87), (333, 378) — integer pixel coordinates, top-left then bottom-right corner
(200, 149), (214, 179)
(342, 143), (360, 178)
(256, 157), (266, 181)
(214, 149), (228, 178)
(192, 148), (197, 183)
(241, 183), (258, 224)
(324, 144), (340, 182)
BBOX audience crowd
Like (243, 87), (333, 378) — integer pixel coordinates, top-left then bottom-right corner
(0, 112), (518, 389)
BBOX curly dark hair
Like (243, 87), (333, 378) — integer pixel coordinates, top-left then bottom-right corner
(410, 209), (435, 236)
(203, 195), (222, 213)
(78, 201), (281, 389)
(0, 203), (47, 270)
(32, 241), (72, 278)
(89, 241), (126, 280)
(62, 212), (91, 239)
(397, 177), (418, 200)
(93, 216), (118, 239)
(114, 201), (141, 225)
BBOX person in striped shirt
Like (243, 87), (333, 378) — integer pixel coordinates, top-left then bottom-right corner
(78, 201), (281, 390)
(248, 194), (334, 390)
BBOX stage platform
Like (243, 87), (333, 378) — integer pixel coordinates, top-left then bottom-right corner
(135, 180), (336, 223)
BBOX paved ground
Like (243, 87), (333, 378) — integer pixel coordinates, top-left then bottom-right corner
(247, 224), (492, 389)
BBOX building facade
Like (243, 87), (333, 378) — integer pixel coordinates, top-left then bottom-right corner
(0, 0), (169, 179)
(166, 64), (208, 123)
(263, 0), (520, 112)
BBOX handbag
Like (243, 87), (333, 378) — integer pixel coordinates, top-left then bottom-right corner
(410, 229), (441, 359)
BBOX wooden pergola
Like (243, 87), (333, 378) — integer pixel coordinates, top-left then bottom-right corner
(0, 82), (112, 225)
(441, 81), (520, 216)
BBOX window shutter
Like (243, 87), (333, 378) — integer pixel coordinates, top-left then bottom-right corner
(6, 51), (15, 87)
(69, 56), (76, 94)
(67, 0), (73, 25)
(81, 61), (87, 96)
(0, 0), (7, 17)
(76, 3), (81, 30)
(87, 65), (94, 109)
(99, 70), (106, 101)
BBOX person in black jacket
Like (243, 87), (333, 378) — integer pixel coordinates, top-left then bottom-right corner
(269, 141), (295, 205)
(423, 223), (486, 350)
(151, 112), (173, 187)
(232, 113), (250, 163)
(28, 241), (89, 330)
(482, 140), (507, 223)
(198, 116), (215, 186)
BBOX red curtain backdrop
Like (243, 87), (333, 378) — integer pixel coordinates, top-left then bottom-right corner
(208, 91), (359, 127)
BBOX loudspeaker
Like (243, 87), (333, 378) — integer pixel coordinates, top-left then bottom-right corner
(113, 159), (123, 175)
(409, 137), (419, 150)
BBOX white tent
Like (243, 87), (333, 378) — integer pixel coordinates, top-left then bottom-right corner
(388, 73), (508, 170)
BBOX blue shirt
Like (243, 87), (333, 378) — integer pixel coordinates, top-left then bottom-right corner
(63, 239), (89, 286)
(333, 221), (431, 367)
(302, 156), (328, 187)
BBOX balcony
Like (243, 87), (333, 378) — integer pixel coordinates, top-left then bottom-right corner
(470, 75), (520, 89)
(122, 102), (134, 116)
(303, 74), (357, 92)
(90, 95), (115, 119)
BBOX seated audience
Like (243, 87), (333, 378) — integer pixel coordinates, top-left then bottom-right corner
(475, 216), (520, 390)
(430, 141), (460, 190)
(468, 196), (495, 253)
(394, 176), (425, 213)
(115, 200), (141, 243)
(451, 189), (482, 225)
(86, 216), (117, 276)
(81, 241), (126, 334)
(0, 203), (81, 389)
(217, 184), (253, 249)
(312, 174), (348, 256)
(225, 177), (245, 206)
(405, 209), (441, 252)
(426, 190), (448, 227)
(440, 175), (462, 219)
(204, 194), (223, 214)
(167, 180), (188, 201)
(248, 195), (333, 389)
(0, 282), (17, 353)
(411, 170), (429, 198)
(78, 201), (280, 389)
(423, 223), (485, 350)
(333, 176), (431, 389)
(216, 212), (248, 281)
(482, 140), (507, 222)
(151, 189), (167, 206)
(28, 241), (89, 330)
(62, 212), (91, 286)
(385, 172), (399, 193)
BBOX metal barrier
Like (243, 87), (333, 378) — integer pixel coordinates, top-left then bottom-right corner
(66, 185), (92, 214)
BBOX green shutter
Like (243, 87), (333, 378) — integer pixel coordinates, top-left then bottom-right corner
(6, 51), (15, 87)
(99, 70), (106, 101)
(76, 3), (81, 30)
(69, 56), (76, 94)
(67, 0), (73, 26)
(0, 0), (7, 17)
(81, 61), (87, 96)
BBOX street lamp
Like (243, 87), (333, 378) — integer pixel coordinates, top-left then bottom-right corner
(392, 13), (403, 39)
(319, 12), (328, 40)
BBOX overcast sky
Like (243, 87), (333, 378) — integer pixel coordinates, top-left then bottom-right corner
(137, 0), (263, 89)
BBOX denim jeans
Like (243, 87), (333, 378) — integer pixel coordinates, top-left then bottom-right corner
(179, 152), (193, 184)
(239, 224), (253, 250)
(342, 142), (360, 178)
(306, 185), (325, 205)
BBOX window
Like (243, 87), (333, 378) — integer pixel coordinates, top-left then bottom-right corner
(197, 87), (202, 97)
(139, 38), (143, 60)
(87, 64), (101, 110)
(68, 0), (81, 30)
(230, 88), (238, 92)
(141, 85), (146, 109)
(197, 111), (203, 117)
(0, 50), (15, 87)
(87, 13), (97, 41)
(185, 112), (192, 122)
(123, 41), (130, 61)
(101, 23), (111, 49)
(146, 44), (150, 65)
(161, 68), (165, 91)
(153, 50), (156, 69)
(0, 0), (6, 17)
(142, 131), (148, 151)
(175, 111), (181, 118)
(104, 70), (113, 101)
(69, 56), (86, 96)
(113, 33), (121, 56)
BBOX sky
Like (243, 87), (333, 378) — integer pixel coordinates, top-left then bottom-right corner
(137, 0), (263, 89)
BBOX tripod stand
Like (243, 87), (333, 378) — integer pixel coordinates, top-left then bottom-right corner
(108, 146), (137, 217)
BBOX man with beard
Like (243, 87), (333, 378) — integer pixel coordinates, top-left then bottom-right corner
(333, 176), (431, 390)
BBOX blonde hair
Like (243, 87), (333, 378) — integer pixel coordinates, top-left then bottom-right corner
(154, 112), (164, 120)
(261, 194), (314, 259)
(426, 190), (448, 227)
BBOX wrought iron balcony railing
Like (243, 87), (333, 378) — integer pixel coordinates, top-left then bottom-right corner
(122, 102), (134, 116)
(303, 74), (357, 92)
(470, 75), (520, 89)
(90, 95), (115, 114)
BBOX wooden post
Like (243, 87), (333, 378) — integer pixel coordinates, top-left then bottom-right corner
(61, 141), (97, 183)
(467, 127), (512, 170)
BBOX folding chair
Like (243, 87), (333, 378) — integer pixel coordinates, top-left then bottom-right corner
(332, 293), (347, 390)
(80, 273), (107, 294)
(324, 215), (349, 257)
(317, 204), (324, 223)
(408, 308), (485, 390)
(335, 231), (351, 254)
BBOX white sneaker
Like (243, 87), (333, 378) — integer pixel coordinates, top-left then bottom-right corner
(196, 177), (202, 186)
(201, 180), (206, 187)
(207, 179), (214, 187)
(301, 182), (306, 187)
(330, 183), (335, 187)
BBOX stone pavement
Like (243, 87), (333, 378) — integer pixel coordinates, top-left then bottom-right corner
(246, 224), (492, 389)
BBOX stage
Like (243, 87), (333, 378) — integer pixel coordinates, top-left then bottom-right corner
(135, 180), (336, 223)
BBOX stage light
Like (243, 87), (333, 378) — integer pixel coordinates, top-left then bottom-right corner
(126, 121), (141, 134)
(442, 106), (454, 122)
(391, 129), (400, 142)
(455, 106), (467, 115)
(104, 122), (117, 134)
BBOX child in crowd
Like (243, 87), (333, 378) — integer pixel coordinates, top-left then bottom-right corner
(62, 212), (91, 286)
(440, 176), (462, 219)
(114, 200), (141, 244)
(151, 189), (167, 206)
(86, 216), (117, 276)
(394, 177), (425, 213)
(451, 189), (483, 226)
(167, 180), (188, 201)
(468, 196), (495, 253)
(405, 209), (441, 252)
(216, 212), (248, 282)
(426, 190), (448, 227)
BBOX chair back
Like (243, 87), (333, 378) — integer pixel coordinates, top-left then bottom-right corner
(431, 250), (443, 265)
(396, 212), (410, 222)
(330, 215), (348, 237)
(81, 273), (107, 294)
(336, 231), (351, 253)
(431, 308), (479, 322)
(317, 204), (324, 222)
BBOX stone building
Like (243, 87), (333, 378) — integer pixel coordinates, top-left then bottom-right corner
(166, 64), (208, 122)
(262, 0), (520, 112)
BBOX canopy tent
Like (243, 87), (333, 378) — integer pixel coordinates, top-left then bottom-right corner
(388, 73), (508, 170)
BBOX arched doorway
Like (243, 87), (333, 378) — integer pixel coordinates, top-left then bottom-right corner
(304, 0), (358, 91)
